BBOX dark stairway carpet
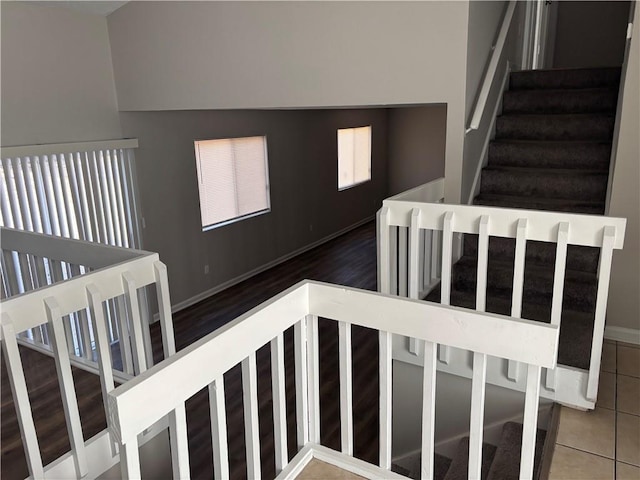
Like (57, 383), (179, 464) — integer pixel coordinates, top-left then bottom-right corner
(391, 422), (546, 480)
(428, 66), (621, 371)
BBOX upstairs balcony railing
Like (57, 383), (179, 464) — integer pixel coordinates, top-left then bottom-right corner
(0, 227), (175, 479)
(378, 178), (626, 410)
(108, 280), (558, 480)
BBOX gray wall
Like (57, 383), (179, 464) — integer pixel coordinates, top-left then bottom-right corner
(465, 1), (507, 122)
(607, 4), (639, 336)
(553, 1), (631, 68)
(120, 109), (388, 307)
(387, 106), (447, 196)
(107, 1), (470, 204)
(0, 2), (122, 146)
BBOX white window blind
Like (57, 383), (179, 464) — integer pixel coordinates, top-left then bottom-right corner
(195, 136), (270, 230)
(338, 126), (372, 190)
(0, 142), (141, 360)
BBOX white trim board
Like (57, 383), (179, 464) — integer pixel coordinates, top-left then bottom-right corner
(605, 326), (640, 345)
(157, 216), (375, 320)
(275, 443), (406, 480)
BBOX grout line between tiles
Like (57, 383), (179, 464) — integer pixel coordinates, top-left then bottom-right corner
(554, 443), (618, 463)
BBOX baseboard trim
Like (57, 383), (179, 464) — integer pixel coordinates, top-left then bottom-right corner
(604, 326), (640, 345)
(163, 217), (375, 318)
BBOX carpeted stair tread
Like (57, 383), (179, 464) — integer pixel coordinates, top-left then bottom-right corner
(488, 140), (612, 171)
(426, 285), (594, 369)
(473, 193), (605, 215)
(502, 87), (618, 114)
(462, 235), (600, 273)
(495, 113), (615, 141)
(486, 422), (547, 480)
(451, 255), (598, 313)
(509, 67), (621, 90)
(392, 453), (452, 480)
(443, 437), (497, 480)
(479, 166), (608, 201)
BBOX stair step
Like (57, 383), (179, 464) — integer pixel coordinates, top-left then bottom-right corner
(463, 235), (600, 274)
(510, 67), (621, 90)
(495, 113), (615, 141)
(486, 422), (547, 480)
(392, 453), (453, 480)
(488, 140), (612, 171)
(426, 285), (595, 370)
(479, 166), (608, 202)
(451, 255), (598, 313)
(502, 87), (618, 115)
(473, 193), (605, 214)
(443, 438), (497, 480)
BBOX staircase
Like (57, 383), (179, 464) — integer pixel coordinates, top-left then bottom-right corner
(428, 66), (621, 371)
(393, 422), (547, 480)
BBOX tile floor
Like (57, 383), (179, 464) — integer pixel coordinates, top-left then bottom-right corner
(549, 340), (640, 479)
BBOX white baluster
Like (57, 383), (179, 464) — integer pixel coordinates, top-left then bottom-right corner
(270, 335), (288, 473)
(44, 297), (88, 477)
(469, 352), (487, 480)
(1, 315), (44, 479)
(409, 208), (422, 355)
(294, 319), (309, 448)
(306, 315), (320, 444)
(520, 364), (541, 480)
(508, 218), (528, 382)
(476, 216), (490, 312)
(242, 353), (261, 479)
(420, 341), (437, 479)
(439, 212), (454, 364)
(209, 377), (229, 480)
(587, 226), (616, 401)
(154, 261), (176, 359)
(339, 321), (354, 455)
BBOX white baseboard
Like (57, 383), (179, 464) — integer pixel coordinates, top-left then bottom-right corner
(604, 326), (640, 345)
(162, 217), (374, 318)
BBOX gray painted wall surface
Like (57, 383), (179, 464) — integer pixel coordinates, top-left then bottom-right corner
(460, 1), (525, 204)
(553, 1), (631, 68)
(120, 109), (388, 306)
(465, 1), (507, 121)
(607, 4), (639, 334)
(387, 106), (447, 196)
(107, 1), (470, 203)
(0, 2), (122, 146)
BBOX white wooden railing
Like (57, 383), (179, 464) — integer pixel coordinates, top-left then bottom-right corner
(0, 227), (175, 479)
(108, 280), (558, 480)
(378, 185), (627, 409)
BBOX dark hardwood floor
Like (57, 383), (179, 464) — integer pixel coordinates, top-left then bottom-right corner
(2, 221), (380, 479)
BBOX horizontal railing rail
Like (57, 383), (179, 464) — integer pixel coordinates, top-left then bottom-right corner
(378, 191), (627, 407)
(0, 228), (175, 479)
(109, 280), (558, 480)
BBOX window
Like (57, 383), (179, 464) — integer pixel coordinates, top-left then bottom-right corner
(194, 136), (270, 230)
(337, 126), (372, 190)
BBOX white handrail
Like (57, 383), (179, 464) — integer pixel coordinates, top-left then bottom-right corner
(0, 138), (139, 157)
(466, 1), (517, 133)
(108, 280), (558, 479)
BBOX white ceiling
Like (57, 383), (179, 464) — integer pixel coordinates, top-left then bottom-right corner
(31, 1), (129, 16)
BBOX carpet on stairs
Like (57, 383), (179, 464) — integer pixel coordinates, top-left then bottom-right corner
(428, 66), (621, 371)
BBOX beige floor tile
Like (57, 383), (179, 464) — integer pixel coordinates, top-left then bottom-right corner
(549, 445), (614, 480)
(599, 371), (616, 410)
(556, 406), (615, 458)
(603, 342), (617, 373)
(617, 413), (640, 467)
(616, 462), (640, 480)
(297, 459), (365, 480)
(619, 346), (640, 378)
(618, 375), (640, 416)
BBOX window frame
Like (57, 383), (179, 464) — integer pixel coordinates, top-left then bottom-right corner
(194, 135), (271, 232)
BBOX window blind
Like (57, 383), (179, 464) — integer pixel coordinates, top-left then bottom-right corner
(338, 126), (372, 190)
(195, 136), (270, 230)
